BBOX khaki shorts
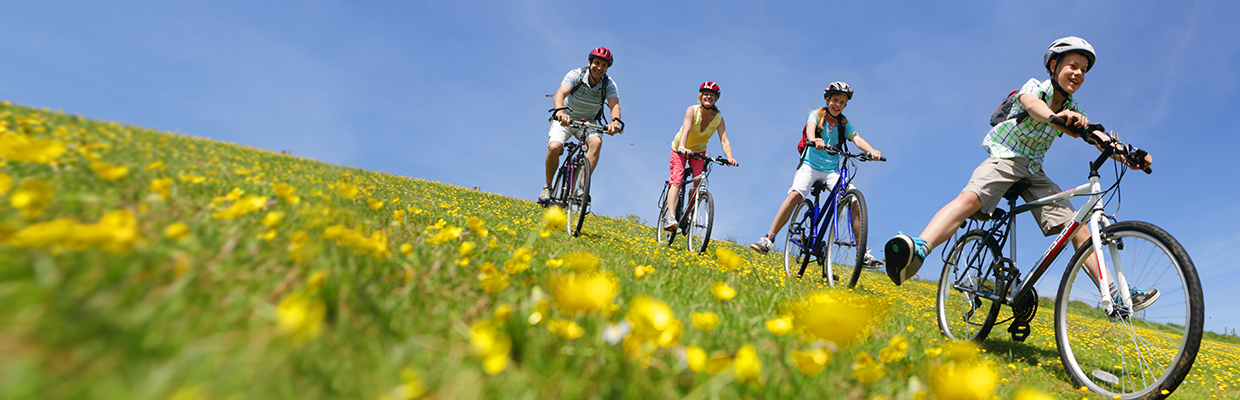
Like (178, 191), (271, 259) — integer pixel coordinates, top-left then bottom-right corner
(962, 157), (1075, 236)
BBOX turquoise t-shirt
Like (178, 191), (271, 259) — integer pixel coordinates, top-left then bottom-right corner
(802, 110), (857, 173)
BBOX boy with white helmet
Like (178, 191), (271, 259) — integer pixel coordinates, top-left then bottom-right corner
(883, 37), (1159, 311)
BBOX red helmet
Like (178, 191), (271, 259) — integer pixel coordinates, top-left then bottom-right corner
(699, 81), (721, 96)
(824, 81), (853, 100)
(589, 47), (613, 66)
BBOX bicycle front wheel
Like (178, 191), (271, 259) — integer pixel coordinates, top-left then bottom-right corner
(783, 199), (813, 278)
(656, 184), (670, 244)
(1054, 221), (1202, 400)
(936, 230), (1003, 342)
(565, 161), (591, 237)
(831, 189), (868, 289)
(687, 191), (714, 253)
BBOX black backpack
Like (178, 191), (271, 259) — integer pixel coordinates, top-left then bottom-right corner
(990, 90), (1049, 126)
(567, 67), (612, 122)
(796, 110), (848, 168)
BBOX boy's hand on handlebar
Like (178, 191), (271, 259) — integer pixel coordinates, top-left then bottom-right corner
(812, 138), (826, 150)
(867, 150), (882, 161)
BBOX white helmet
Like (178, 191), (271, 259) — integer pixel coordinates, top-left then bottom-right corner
(1043, 36), (1096, 74)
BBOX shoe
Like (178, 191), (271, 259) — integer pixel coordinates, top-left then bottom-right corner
(749, 236), (773, 254)
(663, 214), (678, 232)
(1127, 288), (1160, 312)
(863, 249), (879, 265)
(538, 186), (551, 203)
(884, 232), (929, 286)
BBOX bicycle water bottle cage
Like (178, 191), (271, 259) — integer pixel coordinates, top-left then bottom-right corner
(1008, 287), (1039, 342)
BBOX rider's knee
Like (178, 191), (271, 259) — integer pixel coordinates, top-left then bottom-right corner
(548, 142), (564, 154)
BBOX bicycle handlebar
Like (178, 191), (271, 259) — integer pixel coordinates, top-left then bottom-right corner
(548, 107), (625, 134)
(685, 152), (736, 167)
(1047, 115), (1152, 174)
(822, 148), (887, 162)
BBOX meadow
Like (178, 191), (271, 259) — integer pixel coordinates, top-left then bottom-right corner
(0, 100), (1237, 399)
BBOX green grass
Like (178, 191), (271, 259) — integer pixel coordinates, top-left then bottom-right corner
(1, 101), (1238, 399)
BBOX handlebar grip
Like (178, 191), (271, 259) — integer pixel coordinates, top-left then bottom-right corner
(548, 107), (570, 122)
(874, 156), (887, 162)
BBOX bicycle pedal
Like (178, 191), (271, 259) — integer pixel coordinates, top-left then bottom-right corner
(1008, 322), (1031, 342)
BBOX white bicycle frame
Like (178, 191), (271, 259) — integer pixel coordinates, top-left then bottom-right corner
(1003, 173), (1130, 315)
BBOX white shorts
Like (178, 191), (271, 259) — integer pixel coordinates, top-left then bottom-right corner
(788, 164), (853, 200)
(547, 122), (601, 144)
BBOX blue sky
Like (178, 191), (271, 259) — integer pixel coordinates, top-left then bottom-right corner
(3, 1), (1239, 334)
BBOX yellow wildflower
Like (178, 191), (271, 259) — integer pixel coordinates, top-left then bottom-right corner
(458, 241), (476, 257)
(792, 290), (885, 347)
(691, 312), (720, 331)
(625, 296), (681, 348)
(261, 211), (285, 228)
(633, 264), (655, 280)
(469, 320), (511, 375)
(144, 160), (166, 171)
(0, 133), (67, 164)
(148, 177), (173, 200)
(878, 335), (909, 363)
(165, 222), (190, 240)
(562, 251), (600, 273)
(549, 272), (617, 315)
(400, 243), (414, 256)
(369, 198), (384, 210)
(548, 319), (585, 339)
(683, 346), (707, 372)
(277, 291), (326, 345)
(715, 247), (742, 270)
(466, 216), (488, 237)
(478, 262), (510, 293)
(0, 172), (12, 195)
(928, 359), (997, 400)
(90, 160), (129, 180)
(733, 344), (762, 386)
(765, 315), (794, 336)
(543, 207), (567, 231)
(10, 178), (54, 219)
(503, 247), (533, 274)
(790, 348), (831, 376)
(851, 352), (885, 383)
(711, 281), (736, 301)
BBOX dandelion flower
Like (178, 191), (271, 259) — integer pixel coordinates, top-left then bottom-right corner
(716, 247), (742, 270)
(851, 352), (886, 383)
(277, 291), (326, 345)
(549, 272), (617, 315)
(165, 222), (190, 240)
(790, 348), (831, 376)
(548, 319), (585, 339)
(733, 344), (762, 386)
(711, 281), (736, 301)
(10, 179), (54, 219)
(90, 160), (129, 180)
(543, 207), (567, 231)
(765, 315), (794, 336)
(683, 345), (707, 372)
(928, 360), (997, 400)
(691, 312), (720, 331)
(878, 335), (909, 363)
(562, 251), (600, 273)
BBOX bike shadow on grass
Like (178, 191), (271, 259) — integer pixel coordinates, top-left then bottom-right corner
(981, 337), (1074, 383)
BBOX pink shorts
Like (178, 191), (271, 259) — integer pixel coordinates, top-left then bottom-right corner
(667, 150), (706, 185)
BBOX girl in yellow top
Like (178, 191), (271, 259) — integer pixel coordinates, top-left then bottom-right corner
(662, 81), (739, 231)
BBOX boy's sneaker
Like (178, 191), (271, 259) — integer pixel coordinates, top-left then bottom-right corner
(538, 187), (551, 203)
(749, 236), (773, 254)
(1127, 288), (1161, 312)
(884, 233), (930, 286)
(863, 249), (882, 268)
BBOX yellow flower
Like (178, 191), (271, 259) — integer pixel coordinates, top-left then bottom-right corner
(562, 251), (600, 273)
(791, 290), (885, 347)
(369, 198), (384, 210)
(545, 258), (563, 269)
(851, 352), (885, 383)
(492, 304), (512, 324)
(306, 270), (327, 293)
(928, 360), (997, 400)
(425, 225), (463, 244)
(548, 319), (585, 339)
(528, 299), (550, 325)
(549, 272), (617, 315)
(273, 183), (301, 205)
(469, 320), (511, 375)
(277, 291), (326, 345)
(8, 218), (76, 247)
(212, 194), (268, 219)
(683, 346), (707, 372)
(878, 335), (909, 363)
(144, 161), (166, 171)
(466, 216), (488, 237)
(765, 315), (794, 336)
(790, 348), (831, 376)
(165, 222), (190, 240)
(542, 206), (567, 231)
(1012, 387), (1055, 400)
(478, 262), (510, 293)
(705, 351), (732, 375)
(711, 281), (736, 301)
(715, 247), (742, 270)
(625, 296), (681, 348)
(261, 211), (285, 228)
(148, 177), (173, 200)
(633, 264), (655, 280)
(732, 344), (762, 386)
(90, 160), (129, 180)
(691, 312), (720, 331)
(400, 243), (413, 256)
(458, 241), (475, 257)
(0, 172), (12, 195)
(503, 247), (534, 274)
(10, 179), (54, 219)
(0, 133), (67, 164)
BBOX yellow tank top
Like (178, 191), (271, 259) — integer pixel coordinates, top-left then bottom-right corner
(670, 105), (722, 153)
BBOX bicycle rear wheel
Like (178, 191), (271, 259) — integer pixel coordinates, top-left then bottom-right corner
(783, 199), (813, 278)
(831, 189), (868, 289)
(1054, 221), (1202, 400)
(687, 191), (714, 253)
(565, 161), (591, 237)
(936, 230), (1003, 342)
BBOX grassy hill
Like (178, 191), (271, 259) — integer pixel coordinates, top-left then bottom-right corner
(1, 101), (1237, 399)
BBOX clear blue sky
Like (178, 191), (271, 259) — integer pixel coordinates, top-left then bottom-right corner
(3, 1), (1238, 334)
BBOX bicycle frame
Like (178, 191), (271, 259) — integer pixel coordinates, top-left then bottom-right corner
(788, 164), (852, 280)
(959, 159), (1134, 317)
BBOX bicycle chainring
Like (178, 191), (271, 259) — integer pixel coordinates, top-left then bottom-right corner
(1007, 287), (1038, 342)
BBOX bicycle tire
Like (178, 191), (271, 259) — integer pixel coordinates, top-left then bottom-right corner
(688, 191), (714, 253)
(550, 164), (569, 209)
(1054, 221), (1202, 400)
(833, 189), (868, 289)
(656, 183), (670, 244)
(784, 199), (813, 278)
(936, 230), (1003, 342)
(566, 160), (591, 237)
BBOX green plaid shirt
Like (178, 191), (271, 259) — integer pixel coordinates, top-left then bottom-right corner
(982, 78), (1084, 173)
